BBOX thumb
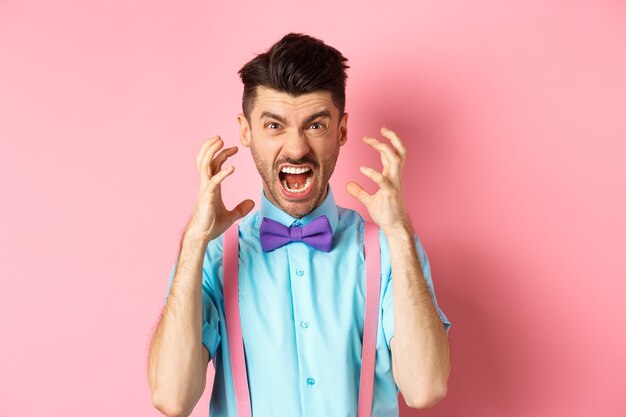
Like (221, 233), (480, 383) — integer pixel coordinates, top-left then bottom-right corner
(346, 182), (370, 205)
(230, 199), (255, 221)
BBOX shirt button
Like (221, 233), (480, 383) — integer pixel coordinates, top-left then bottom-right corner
(301, 320), (310, 328)
(307, 377), (316, 386)
(296, 268), (304, 276)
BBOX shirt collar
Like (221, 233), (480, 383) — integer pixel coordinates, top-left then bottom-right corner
(259, 185), (339, 235)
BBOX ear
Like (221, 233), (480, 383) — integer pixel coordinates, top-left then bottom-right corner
(338, 112), (349, 147)
(237, 113), (252, 147)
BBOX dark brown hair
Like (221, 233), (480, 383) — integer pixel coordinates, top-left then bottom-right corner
(238, 33), (349, 118)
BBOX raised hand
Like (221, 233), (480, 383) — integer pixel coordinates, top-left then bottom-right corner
(184, 135), (255, 242)
(346, 127), (411, 234)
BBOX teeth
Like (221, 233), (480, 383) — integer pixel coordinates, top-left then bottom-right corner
(282, 175), (312, 193)
(280, 166), (312, 174)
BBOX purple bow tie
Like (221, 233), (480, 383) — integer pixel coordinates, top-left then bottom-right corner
(259, 215), (333, 252)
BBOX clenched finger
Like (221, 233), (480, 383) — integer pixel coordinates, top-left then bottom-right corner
(363, 136), (400, 169)
(206, 165), (235, 193)
(359, 166), (389, 188)
(196, 136), (222, 169)
(211, 146), (239, 174)
(200, 138), (225, 179)
(380, 127), (406, 159)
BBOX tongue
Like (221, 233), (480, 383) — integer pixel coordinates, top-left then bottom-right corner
(283, 172), (309, 189)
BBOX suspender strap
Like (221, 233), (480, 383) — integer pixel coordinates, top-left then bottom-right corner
(223, 221), (381, 417)
(357, 221), (381, 417)
(223, 224), (252, 417)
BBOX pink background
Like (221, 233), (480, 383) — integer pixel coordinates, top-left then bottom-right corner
(1, 1), (625, 416)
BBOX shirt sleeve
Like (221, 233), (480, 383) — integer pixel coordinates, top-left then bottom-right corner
(381, 231), (451, 350)
(164, 255), (222, 360)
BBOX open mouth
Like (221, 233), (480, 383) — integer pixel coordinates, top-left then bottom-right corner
(278, 165), (314, 196)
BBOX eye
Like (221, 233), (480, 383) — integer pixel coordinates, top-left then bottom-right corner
(265, 122), (280, 129)
(308, 122), (325, 130)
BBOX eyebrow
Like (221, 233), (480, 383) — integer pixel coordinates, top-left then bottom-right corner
(260, 111), (287, 125)
(259, 110), (331, 127)
(303, 110), (331, 125)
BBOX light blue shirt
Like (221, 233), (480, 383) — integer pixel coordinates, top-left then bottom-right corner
(164, 187), (451, 416)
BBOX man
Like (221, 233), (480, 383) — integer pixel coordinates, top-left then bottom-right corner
(148, 33), (451, 417)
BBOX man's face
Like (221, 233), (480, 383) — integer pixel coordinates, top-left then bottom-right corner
(238, 86), (348, 218)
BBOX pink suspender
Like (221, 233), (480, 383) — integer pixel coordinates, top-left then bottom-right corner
(223, 225), (252, 417)
(357, 222), (381, 417)
(223, 222), (381, 417)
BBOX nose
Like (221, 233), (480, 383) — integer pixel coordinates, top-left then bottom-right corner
(282, 130), (310, 160)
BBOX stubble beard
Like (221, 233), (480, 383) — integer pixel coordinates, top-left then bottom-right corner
(250, 138), (340, 218)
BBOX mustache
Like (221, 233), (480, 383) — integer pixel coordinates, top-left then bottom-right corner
(274, 156), (318, 169)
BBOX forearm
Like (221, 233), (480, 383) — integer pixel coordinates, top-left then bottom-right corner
(385, 224), (450, 408)
(148, 234), (209, 417)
